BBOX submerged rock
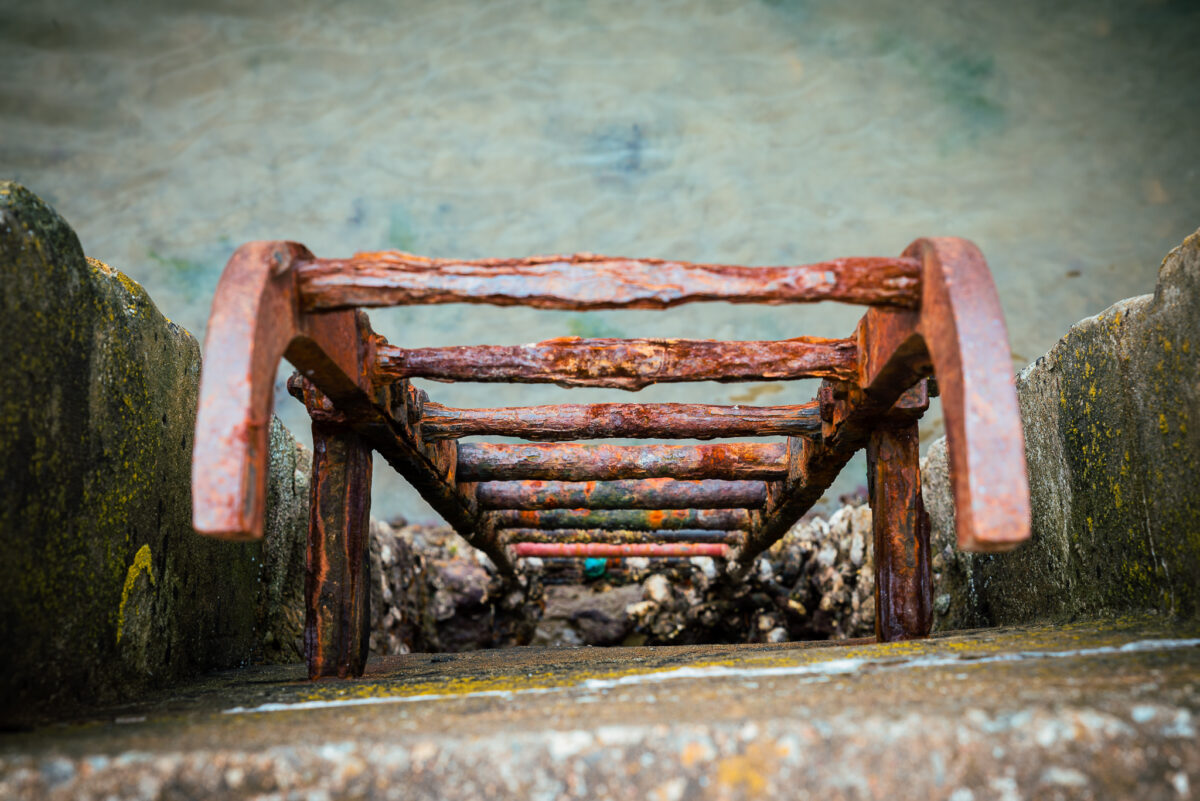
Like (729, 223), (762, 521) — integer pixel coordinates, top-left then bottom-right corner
(0, 182), (309, 724)
(925, 227), (1200, 628)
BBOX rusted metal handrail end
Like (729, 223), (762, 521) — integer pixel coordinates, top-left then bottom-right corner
(905, 237), (1033, 554)
(191, 240), (363, 540)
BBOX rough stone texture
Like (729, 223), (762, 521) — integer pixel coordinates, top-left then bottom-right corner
(372, 506), (875, 652)
(0, 619), (1195, 800)
(619, 504), (876, 645)
(369, 522), (543, 654)
(924, 228), (1200, 629)
(0, 182), (309, 725)
(254, 416), (312, 664)
(535, 583), (643, 647)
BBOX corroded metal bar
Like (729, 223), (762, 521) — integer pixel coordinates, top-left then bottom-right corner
(738, 237), (1032, 569)
(502, 528), (744, 545)
(420, 401), (821, 441)
(193, 241), (369, 540)
(377, 336), (857, 389)
(288, 373), (515, 577)
(513, 542), (731, 558)
(735, 374), (931, 572)
(475, 478), (768, 510)
(490, 508), (752, 531)
(189, 240), (507, 573)
(458, 442), (788, 482)
(305, 422), (372, 679)
(297, 252), (921, 311)
(902, 238), (1030, 552)
(868, 422), (932, 642)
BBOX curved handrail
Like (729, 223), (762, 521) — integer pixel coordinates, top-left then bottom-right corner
(910, 237), (1031, 551)
(192, 241), (364, 540)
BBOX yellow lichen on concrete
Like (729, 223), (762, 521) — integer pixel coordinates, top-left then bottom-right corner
(715, 739), (786, 795)
(116, 545), (155, 644)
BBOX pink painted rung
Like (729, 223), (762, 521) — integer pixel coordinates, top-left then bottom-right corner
(511, 542), (729, 559)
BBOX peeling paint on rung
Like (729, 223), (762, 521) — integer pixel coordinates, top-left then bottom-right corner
(501, 529), (744, 545)
(378, 338), (858, 389)
(458, 442), (789, 482)
(419, 401), (823, 440)
(297, 252), (922, 311)
(490, 508), (752, 531)
(476, 479), (768, 510)
(512, 542), (731, 558)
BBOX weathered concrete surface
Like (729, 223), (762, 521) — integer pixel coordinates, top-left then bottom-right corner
(255, 416), (312, 664)
(925, 228), (1200, 629)
(0, 182), (309, 725)
(0, 619), (1195, 800)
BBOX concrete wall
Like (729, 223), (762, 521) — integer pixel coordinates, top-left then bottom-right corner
(0, 182), (309, 724)
(924, 228), (1200, 629)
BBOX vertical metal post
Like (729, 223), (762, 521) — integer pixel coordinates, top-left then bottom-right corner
(305, 421), (373, 679)
(867, 422), (932, 641)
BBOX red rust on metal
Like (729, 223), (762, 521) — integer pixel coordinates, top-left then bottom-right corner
(189, 241), (513, 573)
(475, 478), (768, 510)
(376, 336), (858, 390)
(735, 379), (932, 570)
(457, 442), (789, 482)
(192, 241), (368, 541)
(290, 376), (516, 577)
(502, 528), (744, 545)
(297, 251), (921, 311)
(489, 507), (752, 531)
(419, 401), (821, 440)
(737, 238), (1031, 569)
(867, 422), (932, 642)
(305, 422), (373, 679)
(512, 542), (732, 559)
(195, 234), (1031, 661)
(903, 238), (1031, 552)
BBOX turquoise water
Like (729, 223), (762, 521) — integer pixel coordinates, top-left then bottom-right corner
(3, 0), (1198, 521)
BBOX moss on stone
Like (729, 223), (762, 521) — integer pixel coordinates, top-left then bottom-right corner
(925, 228), (1200, 629)
(0, 182), (309, 724)
(255, 415), (312, 663)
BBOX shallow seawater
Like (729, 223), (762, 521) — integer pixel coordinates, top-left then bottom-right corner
(3, 0), (1198, 521)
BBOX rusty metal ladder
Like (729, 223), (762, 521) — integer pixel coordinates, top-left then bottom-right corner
(191, 239), (1030, 679)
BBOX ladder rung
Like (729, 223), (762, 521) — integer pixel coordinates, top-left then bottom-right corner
(490, 508), (751, 531)
(476, 478), (768, 510)
(420, 401), (820, 441)
(457, 442), (788, 482)
(298, 252), (920, 312)
(512, 542), (731, 559)
(502, 529), (743, 545)
(377, 336), (857, 389)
